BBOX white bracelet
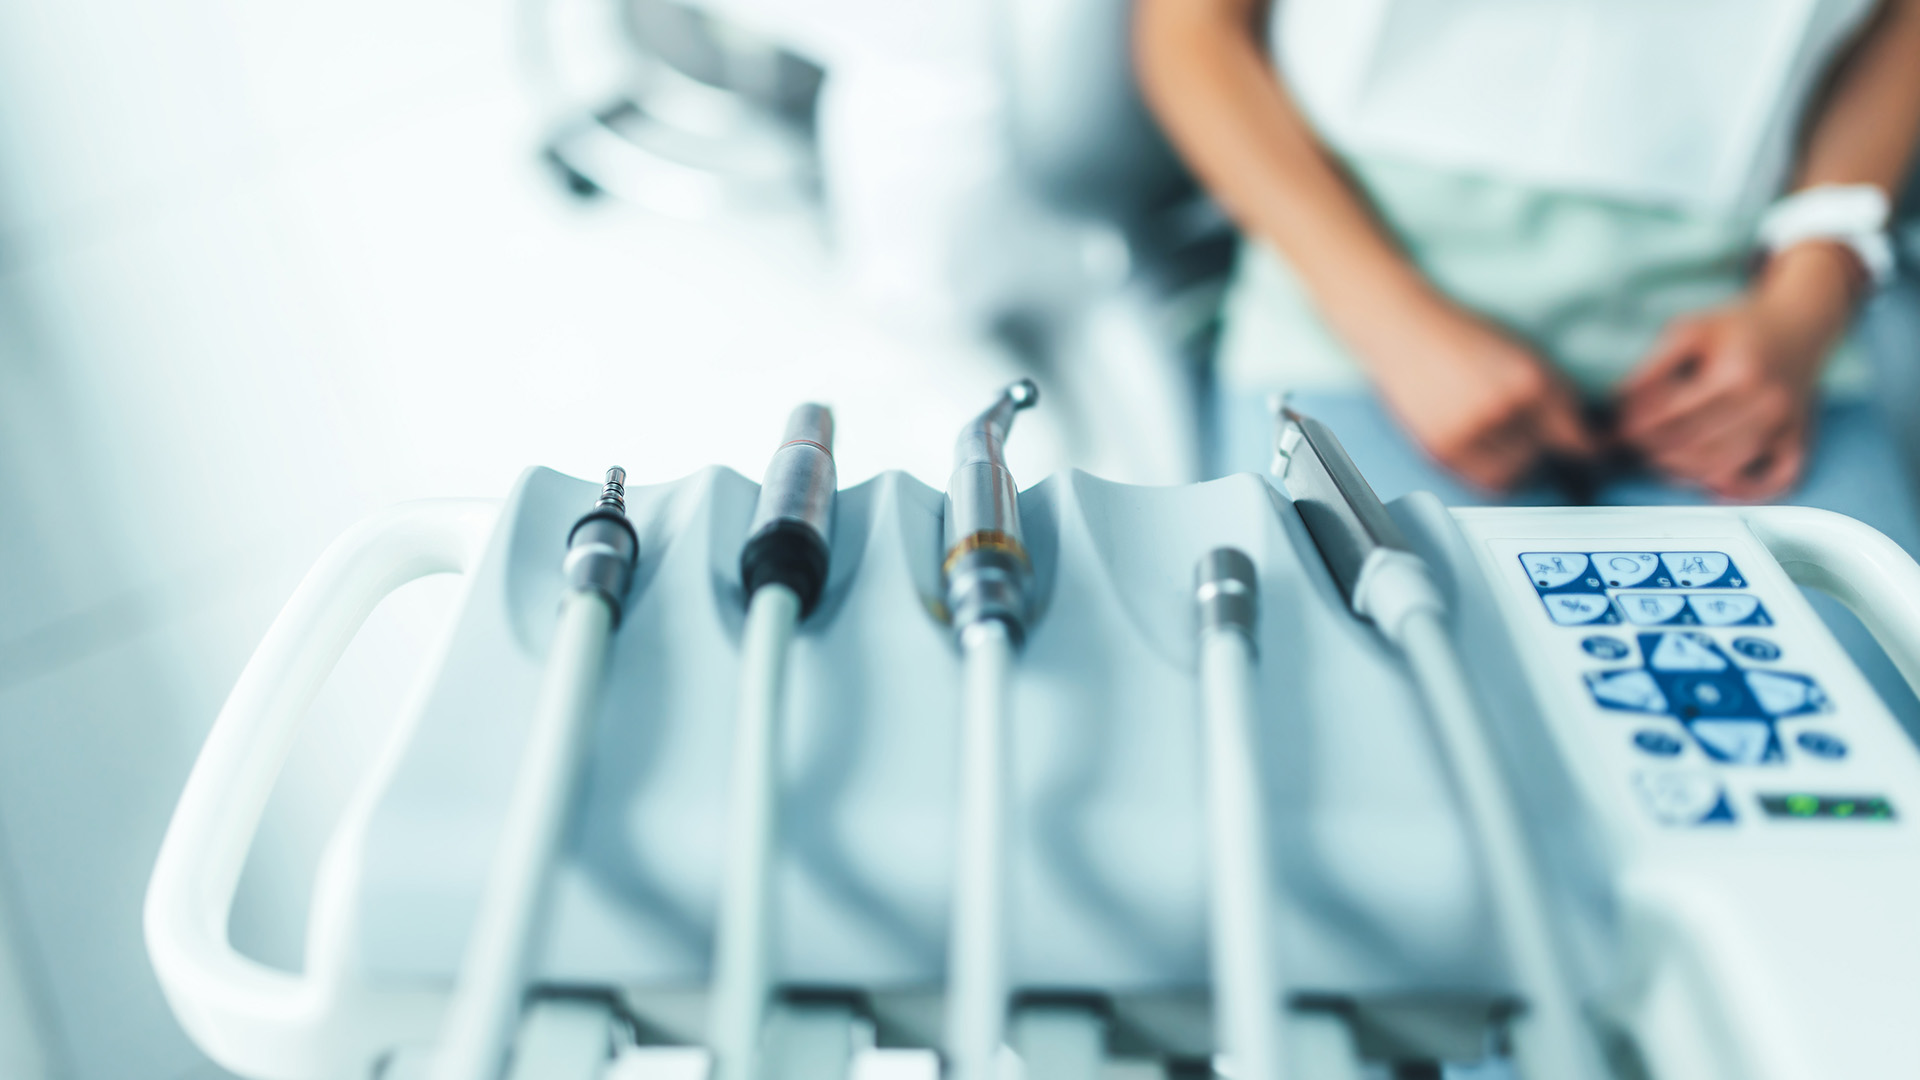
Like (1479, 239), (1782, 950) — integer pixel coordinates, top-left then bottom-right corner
(1756, 183), (1897, 289)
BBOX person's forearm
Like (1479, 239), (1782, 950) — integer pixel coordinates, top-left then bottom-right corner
(1134, 0), (1442, 370)
(1750, 0), (1920, 339)
(1796, 0), (1920, 193)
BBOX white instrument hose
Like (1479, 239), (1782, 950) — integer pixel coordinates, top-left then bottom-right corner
(709, 582), (803, 1080)
(1198, 622), (1286, 1080)
(1363, 551), (1603, 1080)
(431, 588), (616, 1080)
(944, 617), (1015, 1080)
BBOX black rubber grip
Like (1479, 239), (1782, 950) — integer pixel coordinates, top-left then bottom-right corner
(741, 519), (831, 617)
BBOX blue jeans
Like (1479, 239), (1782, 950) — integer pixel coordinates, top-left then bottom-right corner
(1218, 391), (1920, 737)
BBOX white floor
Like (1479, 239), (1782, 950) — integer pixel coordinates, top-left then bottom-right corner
(0, 3), (1071, 1077)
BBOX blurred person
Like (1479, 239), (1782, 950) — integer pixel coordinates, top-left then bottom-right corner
(1137, 0), (1920, 521)
(1138, 0), (1920, 731)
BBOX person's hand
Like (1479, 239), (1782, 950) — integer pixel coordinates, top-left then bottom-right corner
(1614, 243), (1861, 500)
(1365, 303), (1597, 491)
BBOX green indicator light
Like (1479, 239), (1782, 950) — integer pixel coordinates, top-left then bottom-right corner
(1760, 793), (1898, 821)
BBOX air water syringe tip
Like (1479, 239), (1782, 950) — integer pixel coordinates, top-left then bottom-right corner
(1008, 378), (1040, 409)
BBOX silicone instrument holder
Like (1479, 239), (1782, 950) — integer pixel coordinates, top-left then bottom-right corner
(144, 499), (500, 1080)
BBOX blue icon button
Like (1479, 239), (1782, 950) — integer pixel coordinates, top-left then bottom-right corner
(1796, 731), (1848, 759)
(1633, 730), (1685, 757)
(1689, 719), (1784, 764)
(1732, 637), (1781, 662)
(1582, 636), (1631, 660)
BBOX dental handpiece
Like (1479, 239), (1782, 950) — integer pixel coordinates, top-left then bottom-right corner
(1194, 549), (1285, 1080)
(432, 469), (638, 1080)
(944, 378), (1039, 640)
(1273, 408), (1605, 1080)
(710, 404), (837, 1080)
(942, 379), (1038, 1080)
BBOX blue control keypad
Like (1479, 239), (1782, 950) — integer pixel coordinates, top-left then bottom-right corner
(1525, 550), (1746, 592)
(1521, 550), (1764, 627)
(1583, 631), (1829, 766)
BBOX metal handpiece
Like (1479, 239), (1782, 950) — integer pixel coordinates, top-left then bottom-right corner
(944, 379), (1040, 638)
(741, 404), (837, 614)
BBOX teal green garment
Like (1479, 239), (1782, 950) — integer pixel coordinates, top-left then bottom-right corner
(1218, 154), (1870, 399)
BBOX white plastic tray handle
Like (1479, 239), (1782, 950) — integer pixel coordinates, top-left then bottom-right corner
(1743, 505), (1920, 697)
(144, 499), (498, 1080)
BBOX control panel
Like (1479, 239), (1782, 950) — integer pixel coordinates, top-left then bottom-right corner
(1451, 511), (1920, 836)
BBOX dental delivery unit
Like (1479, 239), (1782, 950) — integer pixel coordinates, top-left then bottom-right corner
(146, 386), (1920, 1080)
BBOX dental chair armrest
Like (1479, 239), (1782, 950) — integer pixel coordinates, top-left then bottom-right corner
(144, 499), (499, 1080)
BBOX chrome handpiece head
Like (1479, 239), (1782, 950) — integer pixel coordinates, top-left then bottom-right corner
(741, 403), (838, 616)
(943, 378), (1040, 641)
(565, 466), (641, 622)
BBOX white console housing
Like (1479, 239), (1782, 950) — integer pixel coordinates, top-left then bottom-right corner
(1453, 507), (1920, 1080)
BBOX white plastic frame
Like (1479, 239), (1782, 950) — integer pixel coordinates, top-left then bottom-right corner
(1741, 505), (1920, 694)
(144, 499), (499, 1080)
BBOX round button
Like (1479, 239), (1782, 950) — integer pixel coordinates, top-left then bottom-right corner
(1732, 637), (1781, 662)
(1796, 731), (1847, 759)
(1633, 730), (1685, 757)
(1582, 635), (1632, 661)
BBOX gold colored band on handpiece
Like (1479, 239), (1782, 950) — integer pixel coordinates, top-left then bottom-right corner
(943, 530), (1031, 575)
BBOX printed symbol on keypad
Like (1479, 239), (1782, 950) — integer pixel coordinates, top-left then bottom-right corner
(1657, 551), (1742, 588)
(1523, 553), (1590, 590)
(1544, 593), (1615, 625)
(1690, 594), (1765, 626)
(1622, 594), (1689, 625)
(1633, 730), (1685, 757)
(1795, 731), (1847, 759)
(1646, 632), (1727, 672)
(1587, 670), (1669, 713)
(1594, 552), (1659, 588)
(1745, 671), (1828, 717)
(1634, 771), (1736, 826)
(1689, 719), (1783, 764)
(1582, 636), (1631, 660)
(1732, 637), (1781, 662)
